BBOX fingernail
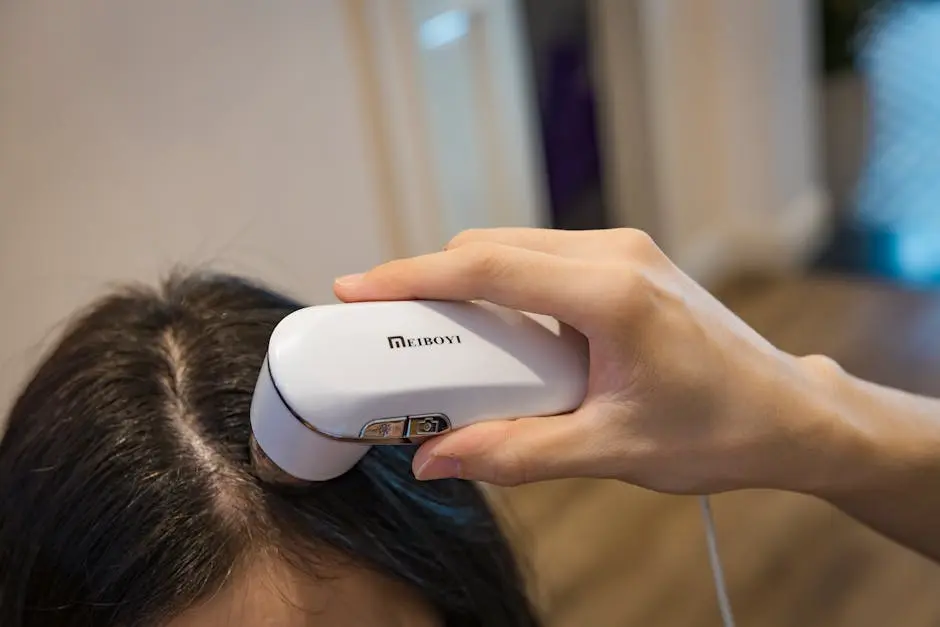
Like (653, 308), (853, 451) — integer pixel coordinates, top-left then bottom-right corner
(334, 273), (364, 287)
(415, 455), (461, 480)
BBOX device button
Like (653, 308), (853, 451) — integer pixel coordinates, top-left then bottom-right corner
(360, 417), (407, 439)
(405, 413), (451, 438)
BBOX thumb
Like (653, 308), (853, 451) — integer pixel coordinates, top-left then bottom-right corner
(411, 412), (594, 486)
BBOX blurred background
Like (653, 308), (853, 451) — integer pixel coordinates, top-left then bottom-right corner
(3, 0), (940, 625)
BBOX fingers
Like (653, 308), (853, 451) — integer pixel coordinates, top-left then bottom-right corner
(446, 227), (600, 257)
(446, 227), (661, 262)
(410, 413), (605, 486)
(334, 242), (601, 325)
(333, 227), (662, 324)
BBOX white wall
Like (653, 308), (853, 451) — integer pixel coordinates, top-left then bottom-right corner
(595, 0), (831, 286)
(0, 0), (548, 420)
(0, 1), (399, 414)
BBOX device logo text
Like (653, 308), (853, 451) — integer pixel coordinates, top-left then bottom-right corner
(387, 335), (462, 349)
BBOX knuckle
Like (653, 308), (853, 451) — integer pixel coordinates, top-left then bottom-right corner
(485, 422), (530, 487)
(460, 242), (511, 283)
(446, 229), (485, 250)
(802, 353), (845, 382)
(491, 450), (529, 487)
(615, 228), (654, 249)
(611, 228), (661, 261)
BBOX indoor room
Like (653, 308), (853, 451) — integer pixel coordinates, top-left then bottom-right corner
(2, 2), (939, 626)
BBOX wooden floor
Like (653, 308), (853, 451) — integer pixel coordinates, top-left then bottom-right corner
(488, 273), (940, 627)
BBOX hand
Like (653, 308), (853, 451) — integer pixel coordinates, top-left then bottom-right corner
(333, 228), (835, 494)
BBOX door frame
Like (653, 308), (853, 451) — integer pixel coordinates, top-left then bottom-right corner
(350, 0), (549, 259)
(590, 0), (664, 242)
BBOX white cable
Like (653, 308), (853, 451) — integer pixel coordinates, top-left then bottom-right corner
(699, 495), (736, 627)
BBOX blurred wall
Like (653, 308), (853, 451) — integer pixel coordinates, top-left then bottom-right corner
(406, 0), (547, 237)
(0, 0), (548, 421)
(596, 0), (831, 285)
(822, 71), (868, 217)
(0, 1), (399, 415)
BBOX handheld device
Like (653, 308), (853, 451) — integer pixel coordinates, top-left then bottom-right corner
(248, 299), (589, 484)
(248, 298), (737, 627)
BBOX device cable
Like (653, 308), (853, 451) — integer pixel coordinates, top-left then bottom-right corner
(699, 495), (736, 627)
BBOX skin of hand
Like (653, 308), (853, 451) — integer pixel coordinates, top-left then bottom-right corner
(332, 228), (856, 495)
(335, 227), (940, 561)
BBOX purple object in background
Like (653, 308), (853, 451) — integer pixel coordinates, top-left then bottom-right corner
(539, 39), (602, 226)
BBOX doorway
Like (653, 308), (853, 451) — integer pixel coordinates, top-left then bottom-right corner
(518, 0), (611, 231)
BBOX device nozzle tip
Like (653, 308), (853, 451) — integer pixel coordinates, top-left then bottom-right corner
(249, 433), (313, 488)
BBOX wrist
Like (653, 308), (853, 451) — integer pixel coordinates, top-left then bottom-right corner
(787, 354), (940, 501)
(780, 354), (871, 497)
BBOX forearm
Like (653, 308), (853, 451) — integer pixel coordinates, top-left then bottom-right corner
(794, 355), (940, 561)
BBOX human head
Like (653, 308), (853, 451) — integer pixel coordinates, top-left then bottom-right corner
(0, 272), (539, 627)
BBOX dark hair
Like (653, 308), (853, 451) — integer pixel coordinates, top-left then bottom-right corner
(0, 272), (540, 627)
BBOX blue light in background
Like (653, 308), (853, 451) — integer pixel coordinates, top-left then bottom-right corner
(854, 2), (940, 283)
(895, 229), (940, 284)
(419, 10), (470, 50)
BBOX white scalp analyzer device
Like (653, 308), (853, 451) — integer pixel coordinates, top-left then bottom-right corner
(248, 299), (589, 484)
